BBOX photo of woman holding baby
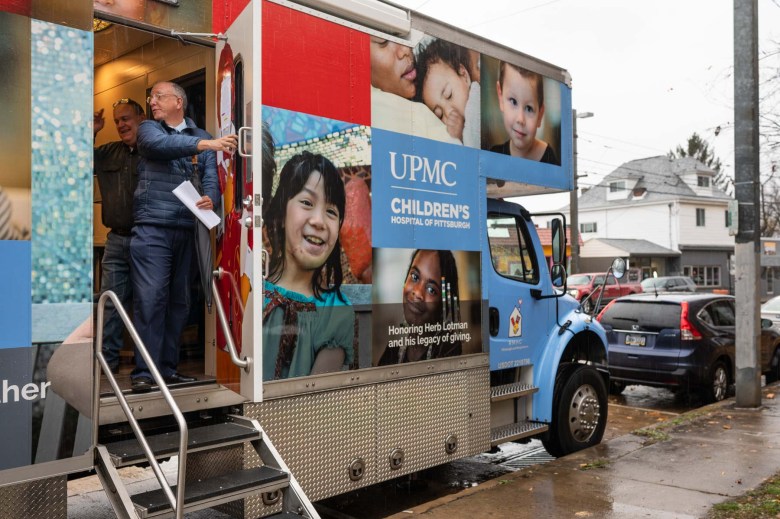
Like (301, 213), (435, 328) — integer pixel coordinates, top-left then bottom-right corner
(262, 151), (355, 380)
(370, 37), (461, 145)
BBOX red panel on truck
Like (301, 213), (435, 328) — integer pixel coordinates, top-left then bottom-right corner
(262, 0), (370, 125)
(213, 0), (251, 35)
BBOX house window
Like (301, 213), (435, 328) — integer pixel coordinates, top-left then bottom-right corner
(696, 208), (706, 226)
(580, 222), (597, 233)
(697, 175), (710, 188)
(609, 181), (625, 193)
(683, 265), (721, 287)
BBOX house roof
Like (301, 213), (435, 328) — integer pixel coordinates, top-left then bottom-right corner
(536, 227), (582, 247)
(581, 238), (680, 258)
(575, 156), (731, 209)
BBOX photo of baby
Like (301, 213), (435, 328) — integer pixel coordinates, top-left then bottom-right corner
(370, 36), (480, 147)
(482, 55), (562, 166)
(415, 39), (481, 147)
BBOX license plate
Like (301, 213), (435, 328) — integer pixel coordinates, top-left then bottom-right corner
(625, 334), (646, 347)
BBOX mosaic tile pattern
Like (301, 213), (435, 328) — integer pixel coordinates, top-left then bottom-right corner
(30, 20), (93, 304)
(264, 106), (370, 164)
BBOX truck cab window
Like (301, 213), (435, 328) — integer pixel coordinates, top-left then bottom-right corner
(487, 213), (539, 284)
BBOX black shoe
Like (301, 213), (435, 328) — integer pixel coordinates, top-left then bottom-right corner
(164, 373), (197, 384)
(131, 376), (154, 393)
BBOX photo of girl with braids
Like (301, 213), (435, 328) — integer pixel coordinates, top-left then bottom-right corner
(262, 151), (355, 380)
(379, 249), (462, 364)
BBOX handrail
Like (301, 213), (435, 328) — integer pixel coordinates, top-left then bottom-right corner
(92, 291), (188, 519)
(212, 268), (251, 372)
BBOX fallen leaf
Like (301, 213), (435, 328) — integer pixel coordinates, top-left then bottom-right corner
(736, 479), (742, 484)
(574, 512), (593, 517)
(766, 393), (775, 399)
(722, 471), (726, 476)
(726, 415), (732, 419)
(723, 425), (732, 430)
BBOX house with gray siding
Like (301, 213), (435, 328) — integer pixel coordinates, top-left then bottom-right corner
(568, 156), (734, 292)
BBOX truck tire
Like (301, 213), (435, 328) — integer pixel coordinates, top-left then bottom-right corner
(542, 364), (608, 457)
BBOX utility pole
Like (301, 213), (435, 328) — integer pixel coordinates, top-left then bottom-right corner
(734, 0), (761, 407)
(570, 111), (593, 275)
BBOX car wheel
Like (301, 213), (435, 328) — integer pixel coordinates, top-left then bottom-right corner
(701, 360), (729, 404)
(609, 380), (626, 395)
(543, 364), (608, 457)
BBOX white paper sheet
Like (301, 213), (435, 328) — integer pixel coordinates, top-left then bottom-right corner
(172, 180), (221, 230)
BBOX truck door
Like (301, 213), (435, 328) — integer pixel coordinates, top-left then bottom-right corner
(213, 0), (261, 400)
(485, 199), (553, 371)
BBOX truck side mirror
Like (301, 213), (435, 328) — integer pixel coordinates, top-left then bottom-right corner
(551, 218), (565, 265)
(551, 264), (566, 288)
(611, 258), (626, 280)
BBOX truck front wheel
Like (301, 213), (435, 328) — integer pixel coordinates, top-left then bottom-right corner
(542, 364), (608, 457)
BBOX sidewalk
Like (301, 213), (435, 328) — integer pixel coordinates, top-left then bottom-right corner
(388, 383), (780, 518)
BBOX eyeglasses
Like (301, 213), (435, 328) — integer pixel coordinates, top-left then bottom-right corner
(146, 93), (180, 104)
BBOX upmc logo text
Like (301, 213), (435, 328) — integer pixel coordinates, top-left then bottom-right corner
(388, 152), (457, 187)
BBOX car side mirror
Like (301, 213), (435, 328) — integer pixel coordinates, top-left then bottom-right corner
(611, 258), (626, 280)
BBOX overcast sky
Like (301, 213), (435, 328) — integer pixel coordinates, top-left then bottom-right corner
(391, 0), (780, 210)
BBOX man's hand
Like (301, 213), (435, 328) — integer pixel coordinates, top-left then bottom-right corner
(195, 195), (214, 211)
(94, 108), (105, 137)
(198, 134), (238, 154)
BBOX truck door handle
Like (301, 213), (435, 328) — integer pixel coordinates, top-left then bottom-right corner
(489, 307), (499, 337)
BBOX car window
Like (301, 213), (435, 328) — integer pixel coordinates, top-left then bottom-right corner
(701, 300), (735, 327)
(593, 275), (605, 285)
(606, 277), (616, 285)
(599, 301), (681, 331)
(568, 274), (592, 285)
(763, 297), (780, 312)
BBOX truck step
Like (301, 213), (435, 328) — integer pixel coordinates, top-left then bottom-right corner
(131, 466), (289, 518)
(265, 514), (309, 518)
(491, 421), (549, 447)
(490, 382), (539, 402)
(104, 422), (260, 468)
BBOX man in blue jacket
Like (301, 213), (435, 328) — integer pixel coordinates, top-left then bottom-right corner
(131, 81), (237, 392)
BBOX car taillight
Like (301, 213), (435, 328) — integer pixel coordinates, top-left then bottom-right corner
(680, 301), (702, 340)
(596, 299), (617, 321)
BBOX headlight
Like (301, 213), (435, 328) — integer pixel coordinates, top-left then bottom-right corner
(567, 289), (579, 298)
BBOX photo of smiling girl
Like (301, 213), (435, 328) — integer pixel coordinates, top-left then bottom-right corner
(378, 249), (462, 365)
(263, 151), (355, 380)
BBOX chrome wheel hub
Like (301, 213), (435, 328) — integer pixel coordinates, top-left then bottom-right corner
(568, 383), (600, 442)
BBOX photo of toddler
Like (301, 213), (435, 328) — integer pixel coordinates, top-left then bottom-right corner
(492, 61), (559, 165)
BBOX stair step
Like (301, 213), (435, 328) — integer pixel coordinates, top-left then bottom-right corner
(132, 466), (289, 518)
(490, 382), (539, 402)
(491, 421), (549, 446)
(104, 422), (260, 467)
(266, 514), (308, 518)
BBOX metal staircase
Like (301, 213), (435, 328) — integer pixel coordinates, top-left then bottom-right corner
(93, 290), (319, 518)
(489, 370), (548, 446)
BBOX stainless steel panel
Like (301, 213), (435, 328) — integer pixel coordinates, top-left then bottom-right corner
(466, 368), (491, 456)
(245, 385), (378, 502)
(376, 371), (469, 481)
(0, 476), (66, 519)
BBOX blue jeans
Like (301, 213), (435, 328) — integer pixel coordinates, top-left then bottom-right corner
(100, 232), (133, 370)
(130, 224), (193, 380)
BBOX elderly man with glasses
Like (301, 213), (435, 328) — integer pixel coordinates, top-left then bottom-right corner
(130, 81), (237, 393)
(93, 97), (146, 374)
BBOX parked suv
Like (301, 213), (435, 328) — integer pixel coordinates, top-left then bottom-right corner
(598, 293), (780, 402)
(640, 276), (697, 293)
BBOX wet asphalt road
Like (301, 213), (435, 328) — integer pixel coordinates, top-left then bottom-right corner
(316, 385), (698, 519)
